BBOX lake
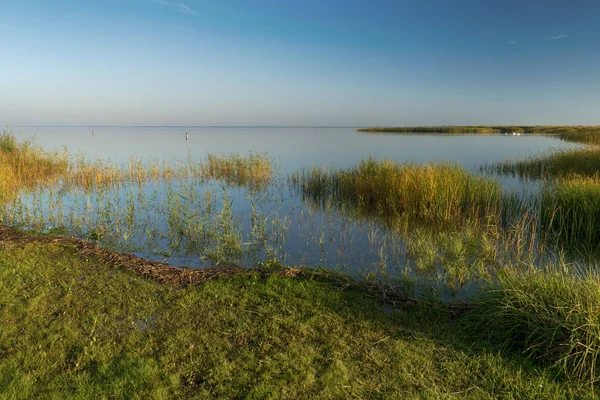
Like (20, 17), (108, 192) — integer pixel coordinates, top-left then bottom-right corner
(4, 126), (585, 293)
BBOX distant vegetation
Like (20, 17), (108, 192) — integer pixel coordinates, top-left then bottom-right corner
(485, 147), (600, 180)
(358, 126), (600, 145)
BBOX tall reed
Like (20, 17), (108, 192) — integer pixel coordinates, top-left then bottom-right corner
(290, 158), (503, 229)
(486, 147), (600, 180)
(540, 176), (600, 255)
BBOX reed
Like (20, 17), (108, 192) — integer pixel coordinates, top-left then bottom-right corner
(476, 263), (600, 387)
(485, 147), (600, 180)
(540, 176), (600, 256)
(357, 126), (600, 145)
(290, 158), (504, 229)
(200, 152), (273, 189)
(0, 130), (69, 202)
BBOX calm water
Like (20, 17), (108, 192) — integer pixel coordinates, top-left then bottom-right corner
(6, 126), (585, 291)
(14, 126), (582, 173)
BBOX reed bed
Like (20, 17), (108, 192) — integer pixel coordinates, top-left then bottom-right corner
(485, 147), (600, 180)
(200, 152), (273, 189)
(290, 158), (504, 229)
(476, 263), (600, 387)
(541, 176), (600, 256)
(0, 130), (69, 202)
(357, 126), (600, 145)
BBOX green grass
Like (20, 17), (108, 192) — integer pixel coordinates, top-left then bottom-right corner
(475, 264), (600, 387)
(0, 240), (594, 398)
(290, 158), (504, 229)
(540, 176), (600, 255)
(357, 126), (600, 145)
(485, 147), (600, 180)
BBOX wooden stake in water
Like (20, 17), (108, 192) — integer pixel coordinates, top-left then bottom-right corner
(186, 132), (189, 141)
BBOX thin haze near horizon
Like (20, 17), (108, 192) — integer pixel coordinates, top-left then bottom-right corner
(1, 0), (599, 127)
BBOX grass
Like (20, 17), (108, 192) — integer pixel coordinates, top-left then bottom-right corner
(486, 147), (600, 180)
(540, 176), (600, 256)
(200, 152), (274, 189)
(475, 263), (600, 388)
(290, 158), (504, 230)
(0, 239), (595, 398)
(0, 129), (68, 203)
(357, 126), (600, 145)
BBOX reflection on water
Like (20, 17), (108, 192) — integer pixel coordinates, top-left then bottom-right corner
(3, 127), (586, 297)
(14, 126), (583, 172)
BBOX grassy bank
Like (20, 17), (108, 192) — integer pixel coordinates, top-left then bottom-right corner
(357, 126), (600, 145)
(0, 235), (595, 398)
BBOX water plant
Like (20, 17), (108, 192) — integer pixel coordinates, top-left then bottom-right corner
(486, 147), (600, 180)
(290, 158), (504, 229)
(540, 175), (600, 256)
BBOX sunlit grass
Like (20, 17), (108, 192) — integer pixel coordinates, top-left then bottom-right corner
(476, 262), (600, 387)
(0, 240), (595, 398)
(0, 129), (68, 203)
(290, 158), (504, 229)
(540, 175), (600, 256)
(485, 147), (600, 180)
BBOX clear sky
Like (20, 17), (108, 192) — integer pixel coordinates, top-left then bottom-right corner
(1, 0), (599, 126)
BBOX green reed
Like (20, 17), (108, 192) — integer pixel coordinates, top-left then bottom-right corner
(485, 147), (600, 180)
(290, 158), (504, 229)
(540, 176), (600, 257)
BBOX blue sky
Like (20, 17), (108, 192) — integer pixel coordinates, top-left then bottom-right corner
(1, 0), (599, 126)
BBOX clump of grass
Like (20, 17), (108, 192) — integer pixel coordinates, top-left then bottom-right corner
(475, 263), (600, 387)
(486, 147), (600, 180)
(0, 129), (69, 203)
(200, 152), (273, 189)
(290, 158), (503, 229)
(540, 176), (600, 255)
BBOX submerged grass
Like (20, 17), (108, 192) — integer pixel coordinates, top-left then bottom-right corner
(290, 158), (504, 229)
(357, 125), (600, 145)
(201, 152), (273, 189)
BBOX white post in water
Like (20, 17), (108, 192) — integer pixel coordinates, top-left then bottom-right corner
(92, 130), (95, 137)
(186, 132), (189, 140)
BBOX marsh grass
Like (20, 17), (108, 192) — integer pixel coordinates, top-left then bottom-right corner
(486, 147), (600, 180)
(476, 263), (600, 387)
(358, 126), (600, 145)
(541, 176), (600, 256)
(290, 158), (504, 230)
(0, 130), (68, 202)
(200, 152), (273, 189)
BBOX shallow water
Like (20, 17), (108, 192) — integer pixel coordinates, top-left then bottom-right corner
(5, 126), (585, 294)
